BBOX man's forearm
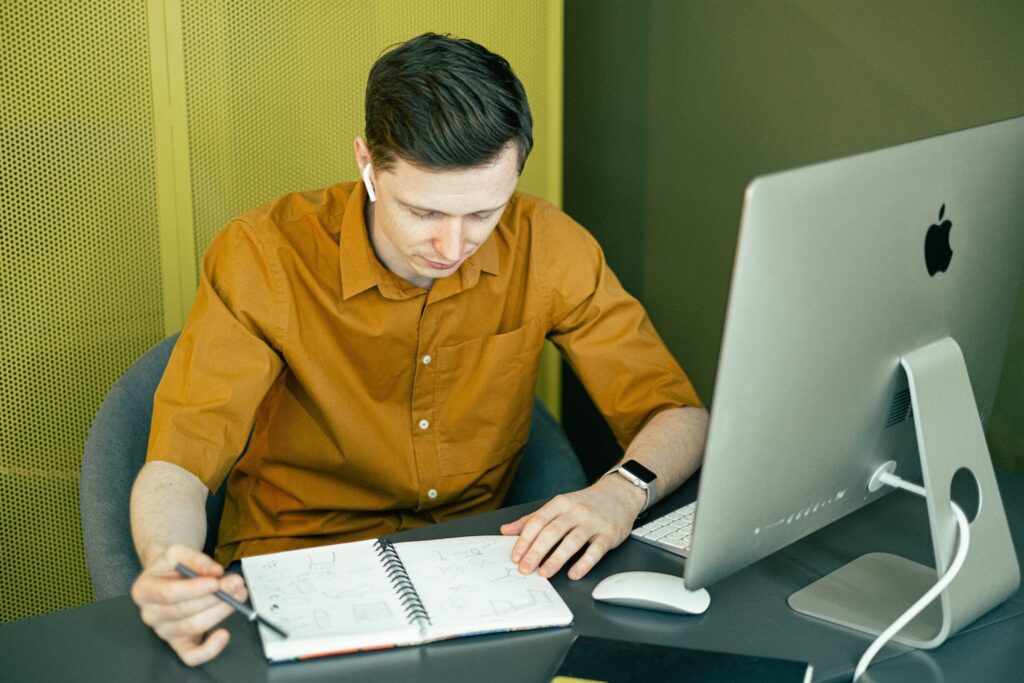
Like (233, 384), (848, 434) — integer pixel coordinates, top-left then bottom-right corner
(130, 460), (210, 567)
(613, 405), (708, 506)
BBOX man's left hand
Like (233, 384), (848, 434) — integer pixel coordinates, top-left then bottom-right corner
(499, 475), (645, 580)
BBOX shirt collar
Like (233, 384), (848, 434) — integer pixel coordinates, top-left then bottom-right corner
(339, 181), (384, 301)
(466, 226), (500, 276)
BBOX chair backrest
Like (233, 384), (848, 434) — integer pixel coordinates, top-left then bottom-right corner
(79, 334), (222, 599)
(80, 334), (585, 599)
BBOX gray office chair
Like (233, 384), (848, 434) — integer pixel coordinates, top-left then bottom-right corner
(79, 334), (586, 600)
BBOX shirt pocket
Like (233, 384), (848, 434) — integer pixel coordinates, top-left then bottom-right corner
(435, 318), (545, 476)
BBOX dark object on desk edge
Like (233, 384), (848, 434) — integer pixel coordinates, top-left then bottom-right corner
(552, 635), (811, 683)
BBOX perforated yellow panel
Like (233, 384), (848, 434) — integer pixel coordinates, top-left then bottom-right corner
(178, 0), (562, 273)
(2, 1), (560, 622)
(1, 1), (165, 621)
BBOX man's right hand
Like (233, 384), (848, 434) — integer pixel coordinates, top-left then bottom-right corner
(130, 544), (247, 667)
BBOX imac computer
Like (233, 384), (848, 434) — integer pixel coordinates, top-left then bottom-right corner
(677, 116), (1024, 649)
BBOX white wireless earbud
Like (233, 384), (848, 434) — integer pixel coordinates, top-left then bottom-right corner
(361, 163), (377, 202)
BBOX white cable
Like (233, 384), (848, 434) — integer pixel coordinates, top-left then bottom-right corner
(852, 492), (970, 681)
(876, 470), (926, 498)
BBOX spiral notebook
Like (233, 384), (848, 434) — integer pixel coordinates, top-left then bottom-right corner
(240, 535), (574, 661)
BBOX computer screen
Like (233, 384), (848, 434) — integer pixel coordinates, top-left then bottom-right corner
(684, 116), (1024, 646)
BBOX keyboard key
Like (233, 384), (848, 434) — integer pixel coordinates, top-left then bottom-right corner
(629, 501), (699, 558)
(644, 526), (677, 541)
(661, 539), (690, 551)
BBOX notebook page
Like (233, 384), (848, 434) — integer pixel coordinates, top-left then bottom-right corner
(242, 539), (420, 660)
(395, 535), (573, 639)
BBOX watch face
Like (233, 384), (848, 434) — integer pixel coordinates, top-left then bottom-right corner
(622, 459), (656, 484)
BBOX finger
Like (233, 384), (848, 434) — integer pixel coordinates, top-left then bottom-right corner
(538, 529), (591, 578)
(144, 572), (251, 633)
(499, 515), (528, 536)
(511, 513), (555, 566)
(140, 591), (223, 627)
(218, 572), (248, 601)
(134, 545), (226, 607)
(159, 545), (225, 578)
(501, 502), (559, 536)
(509, 508), (558, 563)
(148, 571), (247, 624)
(566, 539), (611, 580)
(519, 516), (573, 573)
(171, 628), (231, 668)
(155, 599), (237, 641)
(136, 571), (223, 606)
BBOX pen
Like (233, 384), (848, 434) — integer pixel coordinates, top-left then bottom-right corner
(175, 562), (289, 639)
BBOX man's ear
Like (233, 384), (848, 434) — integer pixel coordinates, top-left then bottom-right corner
(354, 136), (374, 169)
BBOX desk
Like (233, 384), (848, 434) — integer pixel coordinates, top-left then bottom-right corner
(4, 469), (1023, 682)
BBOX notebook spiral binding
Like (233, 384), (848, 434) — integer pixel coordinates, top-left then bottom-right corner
(374, 539), (432, 629)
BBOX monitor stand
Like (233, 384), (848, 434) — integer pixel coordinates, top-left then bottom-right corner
(788, 337), (1020, 648)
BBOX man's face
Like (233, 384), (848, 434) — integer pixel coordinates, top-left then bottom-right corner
(366, 143), (519, 289)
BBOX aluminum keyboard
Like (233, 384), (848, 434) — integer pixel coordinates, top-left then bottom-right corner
(629, 500), (697, 557)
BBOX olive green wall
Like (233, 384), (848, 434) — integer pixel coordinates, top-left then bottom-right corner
(564, 0), (1024, 472)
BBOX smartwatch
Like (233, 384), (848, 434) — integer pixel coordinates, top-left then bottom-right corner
(606, 459), (657, 513)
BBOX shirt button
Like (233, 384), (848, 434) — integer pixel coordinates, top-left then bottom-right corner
(422, 355), (432, 365)
(427, 488), (438, 500)
(418, 419), (430, 430)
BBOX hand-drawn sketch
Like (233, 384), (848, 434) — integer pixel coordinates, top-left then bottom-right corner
(292, 577), (318, 594)
(313, 609), (331, 630)
(491, 566), (527, 584)
(438, 563), (465, 582)
(438, 595), (469, 613)
(490, 589), (553, 616)
(280, 613), (312, 631)
(439, 537), (504, 570)
(307, 551), (336, 571)
(353, 601), (393, 622)
(321, 582), (373, 600)
(254, 559), (285, 584)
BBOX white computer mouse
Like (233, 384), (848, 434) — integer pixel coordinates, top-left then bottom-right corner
(592, 570), (711, 615)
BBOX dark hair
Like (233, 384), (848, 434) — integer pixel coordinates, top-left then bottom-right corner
(364, 33), (533, 173)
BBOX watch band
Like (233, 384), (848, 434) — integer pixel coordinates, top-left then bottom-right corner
(605, 459), (657, 513)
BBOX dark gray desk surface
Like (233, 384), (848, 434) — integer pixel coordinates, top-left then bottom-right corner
(4, 468), (1024, 682)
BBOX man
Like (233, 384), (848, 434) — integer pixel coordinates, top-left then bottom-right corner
(130, 33), (707, 666)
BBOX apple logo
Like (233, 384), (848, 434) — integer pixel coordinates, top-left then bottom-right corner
(924, 204), (953, 276)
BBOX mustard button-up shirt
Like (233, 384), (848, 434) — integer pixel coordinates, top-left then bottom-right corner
(147, 182), (701, 565)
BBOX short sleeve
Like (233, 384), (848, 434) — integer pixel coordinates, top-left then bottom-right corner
(146, 220), (286, 491)
(540, 206), (702, 449)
